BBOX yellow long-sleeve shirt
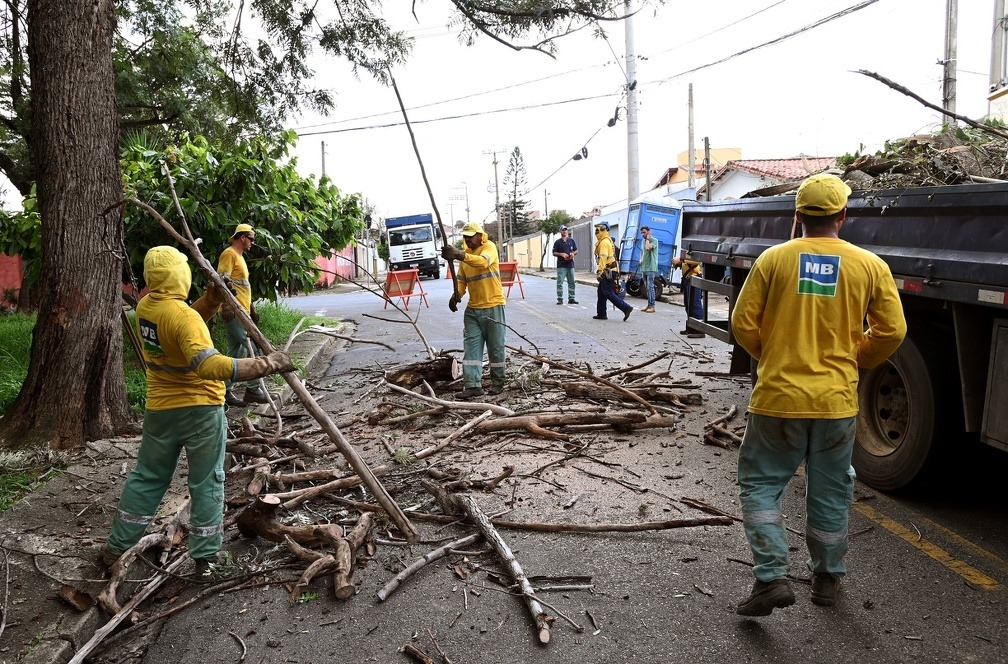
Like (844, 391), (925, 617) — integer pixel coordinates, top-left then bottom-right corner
(139, 247), (237, 411)
(594, 230), (616, 277)
(217, 246), (252, 312)
(731, 236), (906, 419)
(455, 234), (506, 309)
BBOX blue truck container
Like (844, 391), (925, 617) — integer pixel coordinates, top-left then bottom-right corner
(616, 200), (683, 299)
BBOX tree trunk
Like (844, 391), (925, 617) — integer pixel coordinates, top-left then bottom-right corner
(2, 0), (137, 450)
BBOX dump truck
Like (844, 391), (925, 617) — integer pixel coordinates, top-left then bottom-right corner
(679, 182), (1008, 490)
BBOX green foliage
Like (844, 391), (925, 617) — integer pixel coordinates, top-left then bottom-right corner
(502, 146), (532, 239)
(0, 313), (34, 415)
(541, 209), (575, 235)
(393, 447), (416, 465)
(377, 241), (390, 263)
(121, 131), (364, 299)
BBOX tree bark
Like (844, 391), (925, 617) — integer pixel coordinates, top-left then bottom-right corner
(384, 355), (461, 389)
(4, 0), (136, 450)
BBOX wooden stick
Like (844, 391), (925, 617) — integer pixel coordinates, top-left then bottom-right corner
(454, 494), (552, 644)
(707, 404), (739, 429)
(377, 532), (482, 601)
(330, 495), (736, 532)
(386, 382), (515, 416)
(600, 351), (669, 378)
(70, 554), (189, 664)
(117, 193), (419, 544)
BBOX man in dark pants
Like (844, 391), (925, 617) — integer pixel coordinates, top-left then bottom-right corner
(592, 221), (632, 321)
(552, 225), (578, 304)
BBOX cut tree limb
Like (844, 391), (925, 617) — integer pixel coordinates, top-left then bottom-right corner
(453, 494), (553, 644)
(385, 354), (461, 389)
(376, 532), (481, 601)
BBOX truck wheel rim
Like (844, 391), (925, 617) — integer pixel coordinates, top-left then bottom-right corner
(858, 362), (910, 457)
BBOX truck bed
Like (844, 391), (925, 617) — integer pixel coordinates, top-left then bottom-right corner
(681, 183), (1008, 305)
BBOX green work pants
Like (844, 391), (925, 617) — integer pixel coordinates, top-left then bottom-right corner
(224, 314), (260, 389)
(108, 405), (227, 561)
(556, 267), (575, 301)
(738, 413), (857, 582)
(462, 304), (506, 388)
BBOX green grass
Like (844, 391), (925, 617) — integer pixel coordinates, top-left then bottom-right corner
(0, 313), (34, 415)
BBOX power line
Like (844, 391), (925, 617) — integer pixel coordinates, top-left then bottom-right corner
(652, 0), (883, 85)
(296, 92), (620, 137)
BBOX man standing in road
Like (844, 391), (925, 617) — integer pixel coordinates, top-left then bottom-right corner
(217, 224), (269, 408)
(552, 225), (578, 305)
(103, 246), (293, 575)
(731, 173), (906, 616)
(592, 221), (632, 321)
(640, 226), (659, 313)
(441, 222), (507, 398)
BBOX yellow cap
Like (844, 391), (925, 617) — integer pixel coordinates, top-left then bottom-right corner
(795, 174), (851, 216)
(230, 223), (256, 241)
(460, 222), (483, 237)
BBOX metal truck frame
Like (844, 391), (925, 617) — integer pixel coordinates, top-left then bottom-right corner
(679, 183), (1008, 490)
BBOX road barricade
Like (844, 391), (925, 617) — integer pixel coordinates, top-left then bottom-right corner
(382, 269), (429, 310)
(498, 261), (525, 299)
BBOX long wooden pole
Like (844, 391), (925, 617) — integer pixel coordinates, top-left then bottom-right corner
(388, 71), (459, 301)
(115, 196), (419, 544)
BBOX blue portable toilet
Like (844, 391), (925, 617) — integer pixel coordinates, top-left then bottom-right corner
(617, 195), (682, 299)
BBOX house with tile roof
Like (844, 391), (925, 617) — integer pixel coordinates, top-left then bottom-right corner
(706, 156), (837, 199)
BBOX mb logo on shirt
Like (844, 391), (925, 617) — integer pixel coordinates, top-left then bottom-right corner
(798, 254), (840, 296)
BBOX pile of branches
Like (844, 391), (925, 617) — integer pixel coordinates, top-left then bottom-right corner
(839, 124), (1008, 190)
(78, 348), (734, 658)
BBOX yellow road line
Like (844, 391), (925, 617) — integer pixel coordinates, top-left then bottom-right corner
(918, 515), (1008, 577)
(853, 502), (1000, 590)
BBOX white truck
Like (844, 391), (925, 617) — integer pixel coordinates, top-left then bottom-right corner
(385, 213), (442, 279)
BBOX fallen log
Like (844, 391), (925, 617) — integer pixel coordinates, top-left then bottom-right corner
(97, 532), (174, 616)
(385, 354), (461, 389)
(561, 382), (700, 408)
(453, 494), (552, 644)
(476, 411), (646, 438)
(236, 494), (343, 547)
(284, 536), (336, 606)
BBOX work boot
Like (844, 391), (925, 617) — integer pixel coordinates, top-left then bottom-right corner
(191, 555), (226, 580)
(243, 385), (271, 404)
(224, 389), (246, 408)
(735, 579), (795, 616)
(458, 386), (485, 399)
(811, 573), (841, 607)
(486, 383), (505, 396)
(568, 299), (578, 305)
(623, 307), (633, 321)
(97, 547), (122, 573)
(556, 299), (563, 305)
(643, 307), (655, 313)
(592, 315), (607, 320)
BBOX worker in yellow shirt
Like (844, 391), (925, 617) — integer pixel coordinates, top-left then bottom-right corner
(731, 174), (906, 616)
(103, 246), (293, 575)
(592, 221), (632, 321)
(441, 222), (507, 398)
(217, 224), (268, 407)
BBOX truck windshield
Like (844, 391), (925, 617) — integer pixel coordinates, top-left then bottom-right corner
(389, 227), (432, 245)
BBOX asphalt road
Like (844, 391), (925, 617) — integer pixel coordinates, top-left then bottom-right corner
(140, 271), (1008, 664)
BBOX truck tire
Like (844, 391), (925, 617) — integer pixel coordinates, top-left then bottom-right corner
(852, 332), (946, 491)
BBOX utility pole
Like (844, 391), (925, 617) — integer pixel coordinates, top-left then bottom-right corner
(544, 190), (549, 220)
(321, 141), (327, 177)
(687, 83), (696, 190)
(942, 0), (958, 119)
(484, 149), (503, 253)
(624, 0), (640, 202)
(702, 137), (711, 202)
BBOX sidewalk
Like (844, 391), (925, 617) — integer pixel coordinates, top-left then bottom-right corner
(0, 325), (340, 664)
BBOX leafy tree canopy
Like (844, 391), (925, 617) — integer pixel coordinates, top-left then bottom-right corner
(541, 209), (575, 235)
(0, 131), (363, 299)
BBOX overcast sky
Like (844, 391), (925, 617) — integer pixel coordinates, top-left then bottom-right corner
(288, 0), (994, 226)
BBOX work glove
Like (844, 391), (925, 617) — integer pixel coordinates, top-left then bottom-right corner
(448, 293), (460, 313)
(190, 286), (222, 323)
(441, 245), (465, 261)
(234, 351), (294, 382)
(250, 304), (260, 325)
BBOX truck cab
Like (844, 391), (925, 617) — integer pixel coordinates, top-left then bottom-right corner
(385, 214), (442, 279)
